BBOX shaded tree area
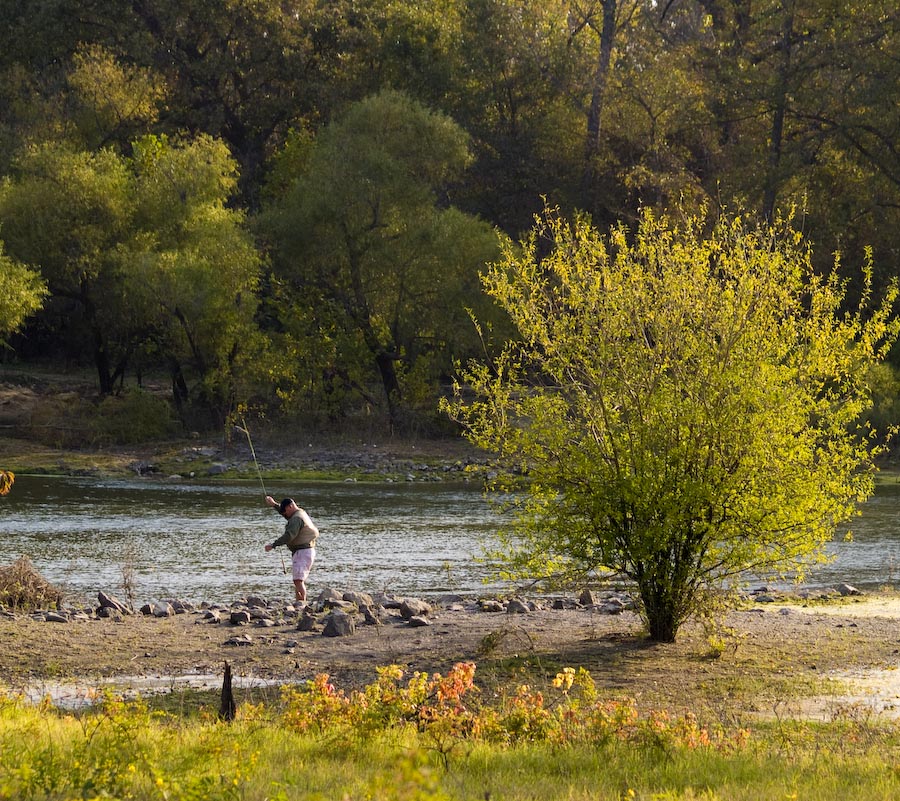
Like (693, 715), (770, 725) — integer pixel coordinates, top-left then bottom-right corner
(0, 0), (898, 436)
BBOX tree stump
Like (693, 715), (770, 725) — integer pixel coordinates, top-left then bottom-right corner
(219, 661), (236, 722)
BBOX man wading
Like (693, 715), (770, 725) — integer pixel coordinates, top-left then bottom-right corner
(264, 496), (319, 602)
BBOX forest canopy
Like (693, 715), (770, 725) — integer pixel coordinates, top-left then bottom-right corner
(0, 0), (897, 440)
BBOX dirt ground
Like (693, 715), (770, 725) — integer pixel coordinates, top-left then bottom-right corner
(5, 594), (900, 719)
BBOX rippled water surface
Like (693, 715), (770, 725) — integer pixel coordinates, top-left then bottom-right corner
(2, 474), (900, 604)
(0, 474), (505, 603)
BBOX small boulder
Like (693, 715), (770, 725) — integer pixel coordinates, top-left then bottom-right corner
(407, 615), (431, 627)
(343, 590), (375, 607)
(322, 610), (356, 637)
(98, 590), (131, 615)
(153, 602), (175, 618)
(578, 589), (596, 607)
(506, 599), (530, 614)
(297, 610), (318, 631)
(598, 598), (626, 615)
(316, 588), (344, 606)
(400, 598), (432, 620)
(230, 610), (252, 625)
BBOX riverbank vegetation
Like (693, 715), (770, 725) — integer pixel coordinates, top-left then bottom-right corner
(3, 662), (900, 801)
(1, 0), (899, 443)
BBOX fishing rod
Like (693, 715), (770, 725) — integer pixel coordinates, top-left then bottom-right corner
(235, 416), (267, 498)
(234, 417), (287, 575)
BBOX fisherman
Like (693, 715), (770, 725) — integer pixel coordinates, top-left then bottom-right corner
(264, 496), (319, 602)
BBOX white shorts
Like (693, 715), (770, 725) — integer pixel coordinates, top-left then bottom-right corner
(291, 547), (315, 582)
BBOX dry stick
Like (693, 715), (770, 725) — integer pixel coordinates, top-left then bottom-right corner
(237, 418), (287, 575)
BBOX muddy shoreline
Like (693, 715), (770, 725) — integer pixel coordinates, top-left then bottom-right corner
(5, 589), (900, 720)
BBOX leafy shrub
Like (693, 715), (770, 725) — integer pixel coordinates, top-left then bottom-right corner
(91, 389), (178, 445)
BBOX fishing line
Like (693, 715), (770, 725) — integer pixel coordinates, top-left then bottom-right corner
(236, 417), (287, 575)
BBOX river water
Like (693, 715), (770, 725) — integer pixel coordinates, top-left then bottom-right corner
(2, 474), (900, 605)
(0, 474), (506, 604)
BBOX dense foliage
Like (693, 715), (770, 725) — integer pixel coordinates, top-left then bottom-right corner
(444, 208), (898, 640)
(0, 0), (897, 435)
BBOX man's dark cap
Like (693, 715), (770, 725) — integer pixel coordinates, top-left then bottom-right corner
(279, 498), (295, 515)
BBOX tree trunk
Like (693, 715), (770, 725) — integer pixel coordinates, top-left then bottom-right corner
(640, 583), (680, 643)
(581, 0), (618, 203)
(375, 350), (402, 432)
(644, 606), (678, 643)
(82, 291), (114, 395)
(762, 0), (795, 221)
(169, 358), (189, 414)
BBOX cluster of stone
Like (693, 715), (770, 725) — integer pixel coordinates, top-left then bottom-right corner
(746, 583), (862, 604)
(27, 587), (639, 631)
(133, 443), (490, 482)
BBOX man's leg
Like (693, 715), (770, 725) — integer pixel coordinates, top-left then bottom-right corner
(293, 579), (306, 602)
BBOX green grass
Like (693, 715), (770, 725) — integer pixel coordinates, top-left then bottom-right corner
(4, 669), (900, 801)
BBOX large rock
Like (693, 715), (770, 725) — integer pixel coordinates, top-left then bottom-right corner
(322, 610), (356, 637)
(98, 591), (131, 615)
(400, 598), (432, 620)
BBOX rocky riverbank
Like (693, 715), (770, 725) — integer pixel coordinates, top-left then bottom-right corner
(0, 429), (492, 483)
(7, 580), (900, 722)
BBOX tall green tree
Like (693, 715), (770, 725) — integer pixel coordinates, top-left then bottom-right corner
(126, 133), (264, 426)
(446, 0), (588, 232)
(0, 243), (47, 496)
(263, 90), (501, 432)
(444, 207), (898, 642)
(0, 134), (262, 423)
(0, 142), (138, 392)
(686, 0), (900, 281)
